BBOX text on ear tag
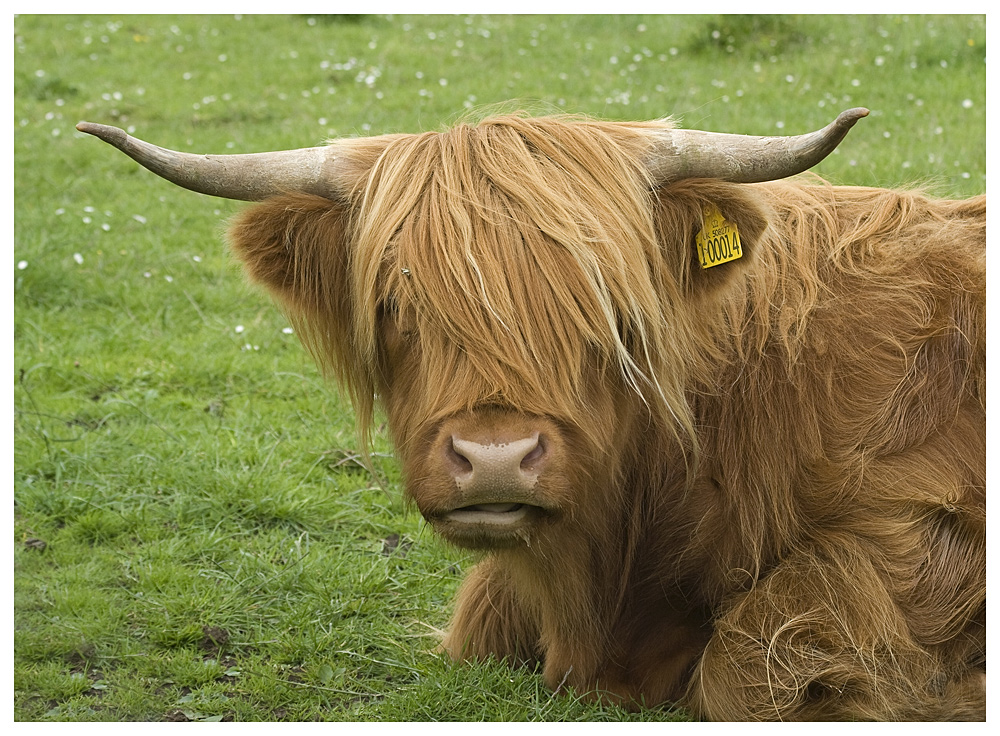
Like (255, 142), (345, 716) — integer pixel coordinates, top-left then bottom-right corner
(695, 203), (743, 269)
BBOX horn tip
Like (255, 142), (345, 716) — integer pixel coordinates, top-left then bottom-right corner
(838, 107), (870, 126)
(76, 121), (128, 146)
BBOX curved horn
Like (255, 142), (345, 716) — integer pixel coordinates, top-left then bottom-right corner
(76, 122), (347, 201)
(645, 107), (869, 185)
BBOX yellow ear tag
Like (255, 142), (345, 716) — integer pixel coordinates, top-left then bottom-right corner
(695, 204), (743, 269)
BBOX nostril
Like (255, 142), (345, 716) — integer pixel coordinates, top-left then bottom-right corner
(520, 436), (546, 471)
(446, 437), (475, 476)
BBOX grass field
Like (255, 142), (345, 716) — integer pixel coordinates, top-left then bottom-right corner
(13, 14), (985, 722)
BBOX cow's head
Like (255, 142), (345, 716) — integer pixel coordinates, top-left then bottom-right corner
(77, 110), (867, 550)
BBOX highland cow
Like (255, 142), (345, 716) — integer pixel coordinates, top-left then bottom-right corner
(78, 108), (985, 720)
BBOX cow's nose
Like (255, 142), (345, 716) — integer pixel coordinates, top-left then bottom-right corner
(446, 432), (545, 496)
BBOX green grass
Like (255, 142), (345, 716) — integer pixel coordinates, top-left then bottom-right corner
(14, 14), (985, 722)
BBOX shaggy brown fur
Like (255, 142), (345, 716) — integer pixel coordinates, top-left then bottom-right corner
(227, 113), (985, 720)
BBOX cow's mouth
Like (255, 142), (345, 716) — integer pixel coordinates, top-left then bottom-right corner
(432, 501), (548, 548)
(444, 502), (534, 525)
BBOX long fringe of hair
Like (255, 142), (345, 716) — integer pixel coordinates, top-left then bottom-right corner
(342, 114), (707, 454)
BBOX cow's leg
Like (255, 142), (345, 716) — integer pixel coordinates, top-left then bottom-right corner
(685, 541), (985, 721)
(442, 556), (541, 668)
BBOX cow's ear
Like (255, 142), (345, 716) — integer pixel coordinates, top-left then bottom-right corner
(227, 192), (353, 369)
(651, 180), (769, 298)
